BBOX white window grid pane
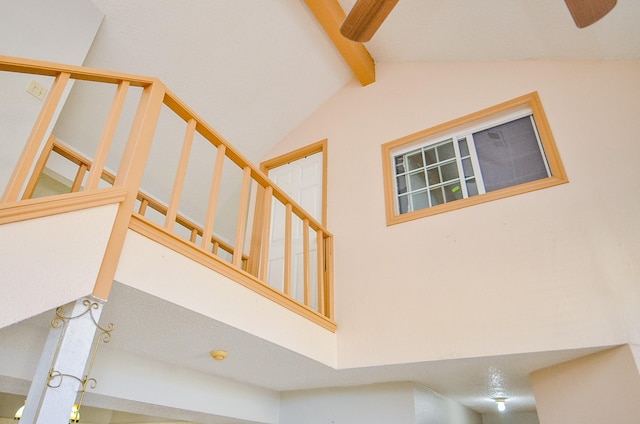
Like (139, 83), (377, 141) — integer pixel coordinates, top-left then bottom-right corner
(394, 139), (469, 213)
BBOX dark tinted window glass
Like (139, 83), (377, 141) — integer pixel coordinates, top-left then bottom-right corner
(473, 116), (548, 192)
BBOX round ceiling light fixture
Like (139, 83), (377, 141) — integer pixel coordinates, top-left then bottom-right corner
(210, 350), (228, 361)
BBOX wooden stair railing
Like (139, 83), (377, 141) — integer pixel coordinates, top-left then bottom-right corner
(0, 55), (335, 330)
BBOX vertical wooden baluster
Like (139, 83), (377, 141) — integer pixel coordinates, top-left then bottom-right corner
(2, 72), (70, 202)
(303, 219), (311, 306)
(70, 164), (88, 192)
(190, 228), (198, 243)
(165, 118), (196, 230)
(232, 166), (252, 268)
(246, 185), (266, 276)
(258, 186), (273, 283)
(212, 241), (220, 255)
(284, 203), (293, 296)
(86, 81), (130, 190)
(22, 134), (56, 199)
(316, 229), (326, 316)
(138, 198), (149, 215)
(201, 144), (226, 251)
(325, 234), (335, 320)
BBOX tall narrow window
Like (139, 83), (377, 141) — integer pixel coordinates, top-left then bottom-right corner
(382, 92), (567, 225)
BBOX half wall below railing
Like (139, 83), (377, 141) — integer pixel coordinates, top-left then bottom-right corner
(0, 56), (335, 331)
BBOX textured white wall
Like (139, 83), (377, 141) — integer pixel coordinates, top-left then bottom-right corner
(266, 60), (640, 368)
(0, 204), (118, 328)
(482, 412), (539, 424)
(414, 385), (481, 424)
(280, 382), (417, 424)
(91, 347), (280, 424)
(531, 345), (640, 424)
(280, 382), (481, 424)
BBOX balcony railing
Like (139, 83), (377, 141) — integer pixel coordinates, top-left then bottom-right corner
(0, 56), (335, 330)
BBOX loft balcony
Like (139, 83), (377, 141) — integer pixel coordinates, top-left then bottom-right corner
(0, 55), (335, 333)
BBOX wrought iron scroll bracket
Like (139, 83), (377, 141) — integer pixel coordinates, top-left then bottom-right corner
(46, 298), (114, 412)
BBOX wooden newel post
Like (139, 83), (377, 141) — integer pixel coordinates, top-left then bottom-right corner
(92, 79), (166, 300)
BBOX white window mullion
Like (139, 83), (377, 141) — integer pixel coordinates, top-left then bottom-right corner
(466, 134), (487, 195)
(451, 136), (469, 199)
(530, 115), (552, 177)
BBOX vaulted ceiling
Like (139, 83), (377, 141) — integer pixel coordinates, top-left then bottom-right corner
(83, 0), (640, 164)
(3, 1), (640, 422)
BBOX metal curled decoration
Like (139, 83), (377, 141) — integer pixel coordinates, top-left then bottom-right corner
(51, 299), (114, 336)
(46, 370), (97, 392)
(46, 298), (114, 413)
(46, 369), (66, 388)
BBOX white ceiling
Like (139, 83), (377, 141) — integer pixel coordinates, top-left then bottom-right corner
(357, 0), (640, 62)
(82, 0), (640, 164)
(3, 0), (639, 422)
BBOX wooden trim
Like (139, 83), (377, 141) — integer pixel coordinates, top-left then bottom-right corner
(387, 177), (568, 225)
(529, 92), (568, 182)
(0, 188), (127, 225)
(304, 0), (376, 86)
(381, 92), (569, 226)
(2, 72), (70, 202)
(261, 139), (328, 227)
(92, 80), (166, 300)
(232, 166), (252, 267)
(86, 80), (130, 189)
(129, 215), (337, 331)
(165, 118), (196, 229)
(201, 144), (226, 251)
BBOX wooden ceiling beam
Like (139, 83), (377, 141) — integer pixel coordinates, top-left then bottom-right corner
(305, 0), (376, 86)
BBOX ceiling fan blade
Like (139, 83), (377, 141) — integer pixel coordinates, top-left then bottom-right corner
(340, 0), (399, 42)
(564, 0), (617, 28)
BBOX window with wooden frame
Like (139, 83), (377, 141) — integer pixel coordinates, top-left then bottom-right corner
(382, 92), (568, 225)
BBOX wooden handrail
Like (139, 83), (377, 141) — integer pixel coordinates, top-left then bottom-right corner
(0, 55), (154, 86)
